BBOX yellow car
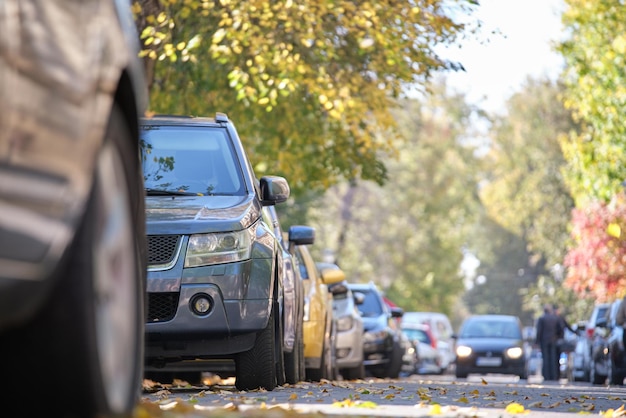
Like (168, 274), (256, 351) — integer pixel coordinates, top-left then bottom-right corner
(289, 226), (344, 381)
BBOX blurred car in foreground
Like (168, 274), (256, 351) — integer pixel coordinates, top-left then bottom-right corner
(454, 314), (528, 379)
(402, 323), (442, 374)
(292, 228), (343, 381)
(348, 282), (405, 378)
(141, 114), (291, 391)
(318, 263), (365, 380)
(0, 1), (148, 416)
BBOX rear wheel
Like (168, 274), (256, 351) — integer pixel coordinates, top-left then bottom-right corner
(0, 105), (145, 416)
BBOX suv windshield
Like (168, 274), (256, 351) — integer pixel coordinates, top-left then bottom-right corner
(357, 290), (383, 317)
(141, 125), (245, 196)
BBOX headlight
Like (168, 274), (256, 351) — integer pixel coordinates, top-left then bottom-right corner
(185, 229), (251, 267)
(506, 347), (523, 359)
(456, 345), (472, 358)
(336, 315), (354, 332)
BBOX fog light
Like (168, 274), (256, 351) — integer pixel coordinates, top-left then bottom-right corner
(336, 348), (350, 359)
(190, 294), (213, 315)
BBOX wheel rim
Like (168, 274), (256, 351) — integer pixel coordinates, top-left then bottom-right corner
(94, 143), (137, 412)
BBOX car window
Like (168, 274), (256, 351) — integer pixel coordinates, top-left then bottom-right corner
(403, 328), (431, 345)
(141, 125), (244, 195)
(357, 290), (383, 317)
(461, 319), (521, 339)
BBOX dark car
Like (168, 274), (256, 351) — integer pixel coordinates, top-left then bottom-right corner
(347, 282), (405, 378)
(587, 303), (612, 384)
(0, 1), (147, 416)
(141, 114), (291, 391)
(454, 314), (528, 379)
(600, 299), (626, 385)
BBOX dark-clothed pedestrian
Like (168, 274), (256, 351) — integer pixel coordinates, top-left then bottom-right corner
(553, 304), (576, 379)
(535, 304), (562, 381)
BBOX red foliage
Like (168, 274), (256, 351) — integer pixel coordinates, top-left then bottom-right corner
(563, 193), (626, 302)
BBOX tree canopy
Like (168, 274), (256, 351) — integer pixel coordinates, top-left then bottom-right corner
(133, 0), (480, 196)
(558, 0), (626, 205)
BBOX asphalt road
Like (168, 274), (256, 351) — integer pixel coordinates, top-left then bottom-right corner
(140, 373), (626, 417)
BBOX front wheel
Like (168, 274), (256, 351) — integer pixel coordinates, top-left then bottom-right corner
(236, 303), (280, 391)
(0, 105), (146, 417)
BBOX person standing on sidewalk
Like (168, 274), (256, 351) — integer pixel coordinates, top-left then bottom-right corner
(535, 304), (562, 381)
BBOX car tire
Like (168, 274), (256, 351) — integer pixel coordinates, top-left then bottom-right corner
(342, 363), (366, 380)
(275, 298), (286, 387)
(0, 105), (145, 417)
(590, 359), (606, 385)
(385, 339), (404, 379)
(236, 301), (280, 390)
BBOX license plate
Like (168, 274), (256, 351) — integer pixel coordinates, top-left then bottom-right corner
(476, 357), (502, 367)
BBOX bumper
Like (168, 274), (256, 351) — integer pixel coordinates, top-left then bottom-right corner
(335, 328), (364, 370)
(145, 257), (274, 366)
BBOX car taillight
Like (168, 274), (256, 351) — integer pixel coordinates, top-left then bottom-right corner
(587, 328), (594, 339)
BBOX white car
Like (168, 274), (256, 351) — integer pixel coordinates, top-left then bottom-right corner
(402, 311), (455, 374)
(402, 323), (441, 374)
(318, 263), (365, 380)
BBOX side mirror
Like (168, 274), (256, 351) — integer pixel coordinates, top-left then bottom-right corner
(353, 291), (365, 305)
(390, 306), (404, 318)
(320, 268), (345, 286)
(329, 282), (349, 296)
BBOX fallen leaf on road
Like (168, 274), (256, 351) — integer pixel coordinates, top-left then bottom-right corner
(505, 402), (529, 415)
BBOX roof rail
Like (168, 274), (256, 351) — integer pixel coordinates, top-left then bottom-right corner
(216, 112), (229, 122)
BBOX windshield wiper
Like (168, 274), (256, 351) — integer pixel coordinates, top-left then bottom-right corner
(145, 188), (198, 196)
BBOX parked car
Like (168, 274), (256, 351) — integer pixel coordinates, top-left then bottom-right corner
(601, 299), (626, 385)
(401, 311), (455, 374)
(402, 323), (442, 374)
(0, 1), (147, 416)
(318, 263), (365, 380)
(453, 314), (528, 379)
(291, 228), (343, 381)
(348, 282), (405, 378)
(141, 113), (291, 391)
(262, 205), (305, 384)
(585, 302), (612, 384)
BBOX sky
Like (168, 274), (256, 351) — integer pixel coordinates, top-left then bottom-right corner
(442, 0), (566, 113)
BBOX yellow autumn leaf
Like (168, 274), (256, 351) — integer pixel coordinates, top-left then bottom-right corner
(608, 222), (622, 238)
(429, 404), (442, 415)
(481, 378), (488, 385)
(505, 402), (529, 414)
(456, 396), (469, 404)
(289, 393), (298, 400)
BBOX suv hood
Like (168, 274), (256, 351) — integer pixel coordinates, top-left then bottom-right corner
(145, 195), (260, 234)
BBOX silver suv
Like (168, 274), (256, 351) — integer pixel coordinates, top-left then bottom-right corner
(141, 113), (291, 391)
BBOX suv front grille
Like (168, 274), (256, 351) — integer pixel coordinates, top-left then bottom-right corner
(148, 235), (181, 266)
(147, 292), (179, 322)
